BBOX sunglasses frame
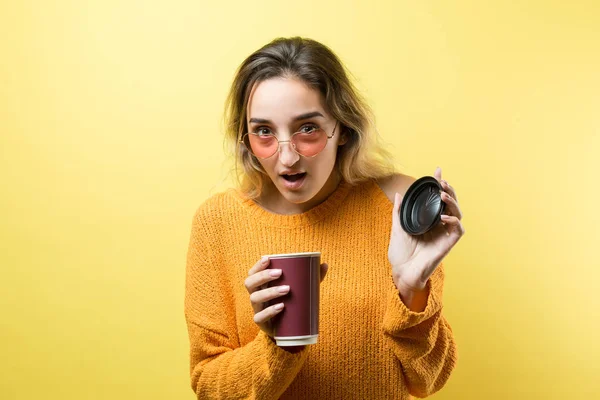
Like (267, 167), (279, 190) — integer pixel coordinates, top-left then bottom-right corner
(239, 121), (339, 159)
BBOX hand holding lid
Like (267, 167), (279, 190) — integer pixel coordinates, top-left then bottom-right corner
(388, 167), (465, 305)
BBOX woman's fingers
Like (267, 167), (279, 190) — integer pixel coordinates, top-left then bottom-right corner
(247, 256), (269, 277)
(440, 179), (458, 202)
(434, 166), (442, 182)
(440, 214), (466, 236)
(247, 259), (330, 292)
(245, 258), (282, 294)
(244, 268), (282, 293)
(440, 191), (463, 220)
(320, 263), (329, 283)
(253, 302), (285, 324)
(249, 285), (289, 305)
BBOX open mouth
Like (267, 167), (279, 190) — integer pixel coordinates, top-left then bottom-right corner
(281, 172), (307, 182)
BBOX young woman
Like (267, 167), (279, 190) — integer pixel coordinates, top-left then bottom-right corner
(184, 36), (465, 400)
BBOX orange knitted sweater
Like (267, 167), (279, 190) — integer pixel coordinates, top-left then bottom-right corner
(184, 179), (458, 399)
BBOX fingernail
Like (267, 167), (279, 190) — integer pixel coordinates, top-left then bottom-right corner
(278, 285), (290, 293)
(261, 256), (269, 265)
(269, 269), (282, 277)
(274, 303), (284, 311)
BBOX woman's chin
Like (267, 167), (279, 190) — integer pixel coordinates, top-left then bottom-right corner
(275, 182), (319, 208)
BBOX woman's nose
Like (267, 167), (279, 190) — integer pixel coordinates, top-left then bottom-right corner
(278, 140), (300, 166)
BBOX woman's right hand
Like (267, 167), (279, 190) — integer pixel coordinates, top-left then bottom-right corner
(244, 256), (329, 337)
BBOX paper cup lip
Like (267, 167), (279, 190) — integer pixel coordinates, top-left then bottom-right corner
(262, 252), (321, 259)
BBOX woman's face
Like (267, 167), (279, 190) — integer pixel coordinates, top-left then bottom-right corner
(246, 76), (345, 213)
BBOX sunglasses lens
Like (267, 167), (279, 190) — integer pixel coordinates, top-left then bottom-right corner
(292, 129), (327, 157)
(243, 128), (328, 158)
(245, 134), (278, 158)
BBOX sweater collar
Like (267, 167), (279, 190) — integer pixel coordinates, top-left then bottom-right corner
(232, 180), (353, 228)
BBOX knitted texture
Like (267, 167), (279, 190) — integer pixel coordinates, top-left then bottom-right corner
(184, 179), (458, 399)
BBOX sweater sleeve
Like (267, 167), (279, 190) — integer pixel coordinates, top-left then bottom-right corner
(184, 208), (308, 400)
(381, 262), (458, 398)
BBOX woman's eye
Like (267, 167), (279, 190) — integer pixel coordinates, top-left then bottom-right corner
(299, 125), (318, 134)
(255, 127), (272, 136)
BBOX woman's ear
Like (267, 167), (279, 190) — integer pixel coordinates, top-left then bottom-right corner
(338, 127), (350, 146)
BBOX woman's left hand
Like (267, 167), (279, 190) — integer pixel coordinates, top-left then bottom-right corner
(388, 167), (465, 298)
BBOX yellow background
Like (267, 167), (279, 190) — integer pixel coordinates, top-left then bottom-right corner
(1, 1), (598, 399)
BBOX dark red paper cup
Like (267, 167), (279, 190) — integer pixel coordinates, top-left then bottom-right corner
(265, 252), (321, 346)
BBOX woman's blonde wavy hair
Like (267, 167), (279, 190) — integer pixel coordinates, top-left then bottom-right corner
(223, 36), (396, 199)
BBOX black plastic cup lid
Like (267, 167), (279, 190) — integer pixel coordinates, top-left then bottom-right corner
(400, 176), (446, 235)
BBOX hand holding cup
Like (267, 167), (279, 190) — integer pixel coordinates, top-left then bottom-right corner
(245, 255), (328, 338)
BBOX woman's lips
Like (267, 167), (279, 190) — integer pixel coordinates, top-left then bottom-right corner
(280, 173), (307, 190)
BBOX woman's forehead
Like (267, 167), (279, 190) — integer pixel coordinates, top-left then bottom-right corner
(247, 77), (328, 124)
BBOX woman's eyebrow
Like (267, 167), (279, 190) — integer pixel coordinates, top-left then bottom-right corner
(294, 111), (325, 121)
(249, 111), (325, 124)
